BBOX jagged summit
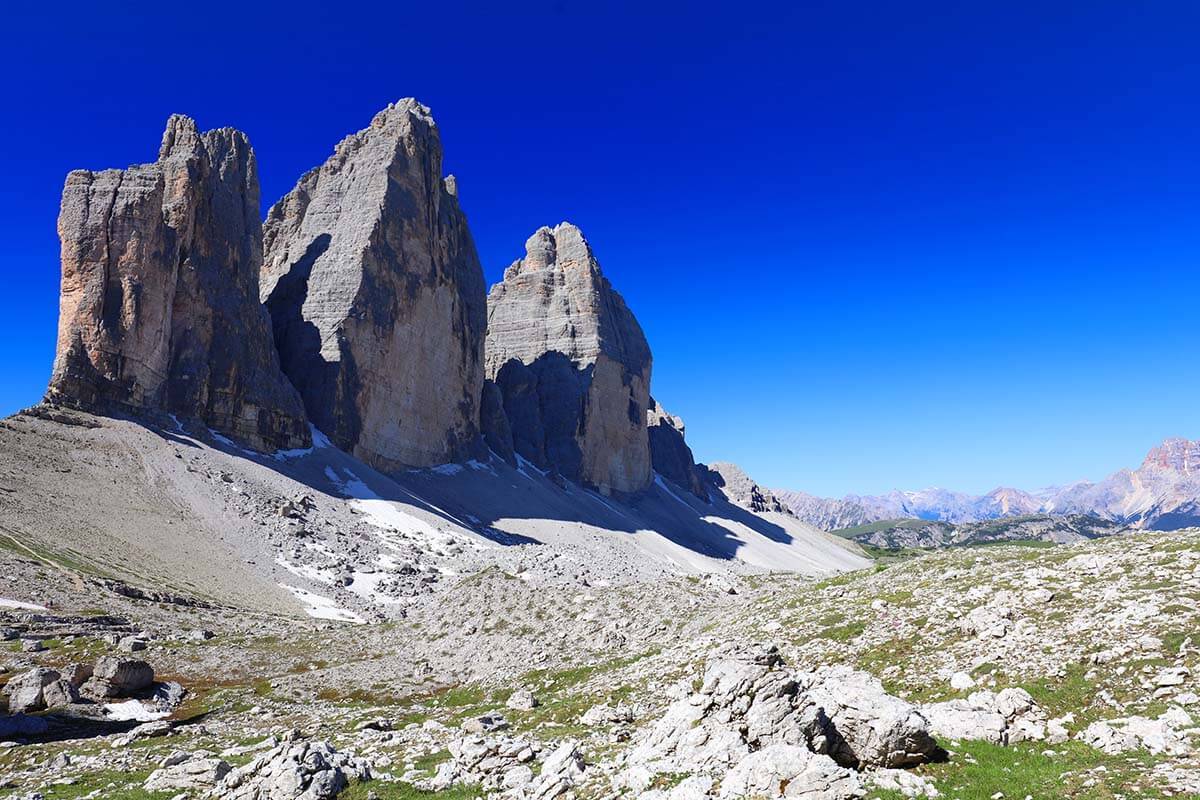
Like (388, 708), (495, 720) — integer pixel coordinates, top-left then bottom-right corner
(261, 100), (486, 472)
(47, 114), (309, 452)
(484, 222), (652, 495)
(781, 436), (1200, 531)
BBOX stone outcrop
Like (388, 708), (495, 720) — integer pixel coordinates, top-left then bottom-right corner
(702, 462), (789, 513)
(647, 398), (707, 499)
(485, 223), (652, 495)
(46, 115), (310, 451)
(261, 100), (486, 471)
(620, 645), (939, 798)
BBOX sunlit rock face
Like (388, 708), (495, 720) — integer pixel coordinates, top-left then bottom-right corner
(48, 115), (310, 451)
(485, 223), (652, 495)
(261, 100), (487, 470)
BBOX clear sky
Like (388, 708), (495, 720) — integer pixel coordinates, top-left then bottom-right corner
(2, 1), (1197, 497)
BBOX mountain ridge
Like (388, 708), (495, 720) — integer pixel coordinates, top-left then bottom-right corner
(778, 436), (1200, 531)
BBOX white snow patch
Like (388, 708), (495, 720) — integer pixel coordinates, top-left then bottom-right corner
(427, 463), (465, 476)
(0, 598), (46, 611)
(280, 584), (365, 624)
(273, 425), (333, 460)
(515, 454), (547, 478)
(274, 556), (335, 585)
(655, 474), (698, 512)
(104, 700), (170, 722)
(208, 429), (256, 457)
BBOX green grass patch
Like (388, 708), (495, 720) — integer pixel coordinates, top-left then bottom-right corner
(341, 780), (481, 800)
(881, 739), (1168, 800)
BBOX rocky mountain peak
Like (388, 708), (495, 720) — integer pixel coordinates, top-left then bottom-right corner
(484, 222), (652, 495)
(1141, 438), (1200, 475)
(46, 115), (309, 452)
(261, 101), (486, 472)
(703, 461), (789, 514)
(647, 398), (707, 499)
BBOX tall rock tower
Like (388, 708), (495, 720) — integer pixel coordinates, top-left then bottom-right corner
(485, 223), (653, 495)
(261, 100), (487, 471)
(47, 115), (310, 451)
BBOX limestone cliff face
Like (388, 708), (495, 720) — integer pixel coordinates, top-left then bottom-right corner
(47, 115), (310, 451)
(485, 223), (652, 495)
(261, 100), (487, 471)
(647, 399), (707, 500)
(702, 462), (790, 514)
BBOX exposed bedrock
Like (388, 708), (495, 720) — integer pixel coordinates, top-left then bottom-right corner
(47, 115), (310, 451)
(647, 398), (708, 500)
(484, 223), (652, 495)
(261, 99), (487, 471)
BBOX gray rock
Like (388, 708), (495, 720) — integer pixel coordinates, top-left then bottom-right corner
(86, 656), (154, 698)
(220, 738), (370, 799)
(505, 689), (538, 711)
(461, 711), (509, 733)
(797, 665), (940, 769)
(3, 668), (60, 713)
(701, 462), (789, 513)
(60, 663), (93, 687)
(46, 114), (310, 452)
(621, 644), (936, 792)
(41, 679), (80, 709)
(261, 99), (486, 471)
(718, 744), (863, 799)
(143, 754), (231, 792)
(486, 223), (653, 495)
(647, 398), (707, 500)
(118, 636), (147, 653)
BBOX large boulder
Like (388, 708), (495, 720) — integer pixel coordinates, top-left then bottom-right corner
(46, 115), (310, 452)
(796, 666), (939, 769)
(261, 99), (487, 471)
(718, 745), (863, 799)
(219, 737), (370, 799)
(620, 645), (937, 796)
(647, 398), (707, 500)
(3, 668), (64, 713)
(921, 687), (1047, 746)
(82, 656), (155, 699)
(485, 223), (652, 495)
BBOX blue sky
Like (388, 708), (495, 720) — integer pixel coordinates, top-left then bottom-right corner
(2, 1), (1198, 496)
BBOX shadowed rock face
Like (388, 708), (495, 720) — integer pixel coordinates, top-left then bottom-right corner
(46, 115), (310, 452)
(261, 100), (487, 471)
(485, 223), (652, 495)
(703, 461), (790, 514)
(647, 398), (707, 500)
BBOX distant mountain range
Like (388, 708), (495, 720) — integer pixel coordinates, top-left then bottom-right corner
(777, 437), (1200, 532)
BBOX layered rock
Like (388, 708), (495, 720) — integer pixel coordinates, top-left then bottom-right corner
(620, 644), (939, 798)
(647, 398), (707, 499)
(485, 223), (652, 495)
(261, 100), (487, 470)
(47, 115), (310, 451)
(703, 462), (790, 513)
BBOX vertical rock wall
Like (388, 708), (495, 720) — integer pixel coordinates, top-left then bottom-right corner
(484, 223), (652, 495)
(261, 100), (487, 471)
(47, 115), (310, 451)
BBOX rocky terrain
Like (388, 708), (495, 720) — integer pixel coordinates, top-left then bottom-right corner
(0, 491), (1195, 799)
(3, 96), (1196, 799)
(833, 514), (1132, 550)
(780, 437), (1200, 532)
